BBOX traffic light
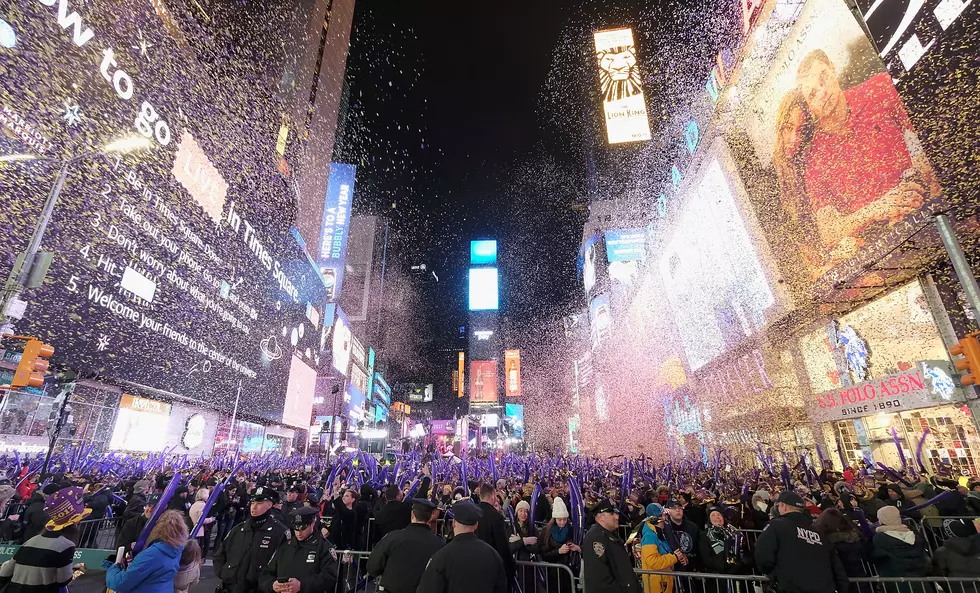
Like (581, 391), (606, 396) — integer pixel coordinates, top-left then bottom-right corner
(13, 339), (54, 388)
(950, 333), (980, 386)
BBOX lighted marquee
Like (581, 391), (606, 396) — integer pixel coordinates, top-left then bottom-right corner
(593, 28), (651, 144)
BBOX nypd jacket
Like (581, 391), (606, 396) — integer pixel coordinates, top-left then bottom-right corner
(258, 531), (338, 593)
(367, 523), (445, 593)
(214, 514), (290, 593)
(582, 523), (642, 593)
(755, 511), (849, 593)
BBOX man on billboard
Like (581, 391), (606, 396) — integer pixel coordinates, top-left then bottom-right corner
(773, 49), (940, 274)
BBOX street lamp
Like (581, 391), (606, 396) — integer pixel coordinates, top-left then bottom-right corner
(0, 136), (151, 322)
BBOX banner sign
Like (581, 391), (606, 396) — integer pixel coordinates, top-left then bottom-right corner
(430, 419), (456, 435)
(808, 361), (961, 423)
(593, 28), (651, 144)
(470, 360), (498, 404)
(318, 163), (356, 301)
(605, 229), (647, 262)
(504, 349), (521, 397)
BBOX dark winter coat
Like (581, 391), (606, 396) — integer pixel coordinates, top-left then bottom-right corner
(755, 511), (849, 593)
(664, 516), (701, 567)
(214, 514), (290, 593)
(475, 502), (517, 584)
(416, 532), (507, 593)
(20, 491), (48, 544)
(373, 500), (411, 541)
(934, 533), (980, 577)
(872, 529), (930, 578)
(367, 523), (445, 593)
(258, 531), (338, 593)
(825, 531), (868, 578)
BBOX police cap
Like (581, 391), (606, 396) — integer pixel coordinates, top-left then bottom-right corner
(409, 498), (437, 509)
(250, 486), (280, 503)
(291, 506), (319, 530)
(451, 500), (483, 526)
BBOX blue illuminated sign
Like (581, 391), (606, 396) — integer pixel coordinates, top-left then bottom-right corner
(470, 240), (498, 265)
(505, 403), (524, 440)
(318, 163), (356, 301)
(468, 268), (499, 311)
(604, 229), (646, 262)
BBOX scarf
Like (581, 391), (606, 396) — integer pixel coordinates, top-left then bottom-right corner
(706, 524), (734, 555)
(550, 522), (571, 545)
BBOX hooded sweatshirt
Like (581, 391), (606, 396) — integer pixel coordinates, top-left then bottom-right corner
(935, 533), (980, 577)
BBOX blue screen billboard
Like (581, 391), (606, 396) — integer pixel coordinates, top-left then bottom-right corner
(468, 268), (499, 311)
(318, 163), (356, 301)
(605, 229), (647, 262)
(505, 403), (524, 440)
(470, 240), (498, 265)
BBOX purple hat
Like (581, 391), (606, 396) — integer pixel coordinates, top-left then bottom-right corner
(44, 486), (91, 531)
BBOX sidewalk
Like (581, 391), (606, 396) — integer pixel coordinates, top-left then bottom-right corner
(72, 562), (221, 593)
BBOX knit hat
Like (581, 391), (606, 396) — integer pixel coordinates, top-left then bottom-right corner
(877, 506), (903, 526)
(44, 486), (92, 531)
(552, 497), (569, 519)
(516, 500), (530, 514)
(645, 503), (664, 519)
(946, 518), (978, 539)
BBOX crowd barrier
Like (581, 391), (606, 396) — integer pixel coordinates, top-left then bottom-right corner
(636, 569), (980, 593)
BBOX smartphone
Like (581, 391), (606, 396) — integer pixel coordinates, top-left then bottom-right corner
(277, 578), (289, 584)
(115, 547), (126, 565)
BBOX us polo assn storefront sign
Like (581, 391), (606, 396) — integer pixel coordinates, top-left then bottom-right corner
(809, 361), (963, 423)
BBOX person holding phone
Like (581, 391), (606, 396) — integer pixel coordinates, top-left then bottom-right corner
(259, 507), (338, 593)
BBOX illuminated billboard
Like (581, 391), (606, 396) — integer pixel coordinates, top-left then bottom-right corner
(731, 0), (945, 297)
(331, 307), (352, 376)
(505, 403), (524, 439)
(504, 349), (521, 397)
(109, 395), (172, 452)
(318, 163), (356, 301)
(468, 268), (499, 311)
(458, 352), (465, 398)
(658, 145), (778, 371)
(282, 353), (316, 428)
(470, 360), (498, 404)
(605, 229), (646, 262)
(594, 28), (651, 144)
(470, 240), (498, 265)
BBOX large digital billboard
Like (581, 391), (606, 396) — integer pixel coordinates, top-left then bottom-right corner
(658, 145), (779, 371)
(731, 0), (945, 297)
(331, 307), (352, 376)
(593, 28), (651, 144)
(605, 229), (646, 262)
(109, 394), (171, 452)
(470, 360), (497, 404)
(468, 268), (499, 311)
(282, 353), (316, 429)
(470, 240), (497, 265)
(318, 163), (355, 302)
(0, 0), (327, 425)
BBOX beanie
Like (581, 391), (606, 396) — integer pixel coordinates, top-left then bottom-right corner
(516, 500), (530, 514)
(552, 497), (570, 519)
(877, 505), (903, 526)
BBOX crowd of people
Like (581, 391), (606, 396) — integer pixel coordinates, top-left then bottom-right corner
(0, 454), (978, 593)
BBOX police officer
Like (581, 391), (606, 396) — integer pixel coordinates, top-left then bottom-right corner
(417, 500), (506, 593)
(583, 499), (642, 593)
(215, 486), (291, 593)
(755, 491), (849, 593)
(282, 484), (305, 519)
(367, 498), (445, 593)
(259, 507), (339, 593)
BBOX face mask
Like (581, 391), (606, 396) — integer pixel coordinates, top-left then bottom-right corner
(755, 500), (768, 512)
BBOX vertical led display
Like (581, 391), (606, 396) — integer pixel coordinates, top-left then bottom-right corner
(504, 349), (521, 397)
(318, 163), (356, 301)
(470, 240), (498, 265)
(468, 268), (499, 311)
(458, 351), (465, 397)
(470, 360), (497, 404)
(594, 28), (652, 144)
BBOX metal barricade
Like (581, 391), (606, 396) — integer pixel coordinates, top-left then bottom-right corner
(632, 570), (980, 593)
(907, 516), (977, 556)
(333, 550), (373, 593)
(516, 560), (578, 593)
(76, 516), (124, 550)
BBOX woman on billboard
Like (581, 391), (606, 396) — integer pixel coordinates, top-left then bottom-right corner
(771, 48), (941, 278)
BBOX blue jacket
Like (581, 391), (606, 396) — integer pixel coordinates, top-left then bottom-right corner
(106, 540), (182, 593)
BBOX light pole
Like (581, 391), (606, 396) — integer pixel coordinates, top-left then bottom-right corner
(0, 136), (151, 323)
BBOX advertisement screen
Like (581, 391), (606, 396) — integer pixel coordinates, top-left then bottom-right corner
(579, 234), (607, 294)
(282, 353), (316, 428)
(458, 352), (465, 397)
(470, 240), (498, 265)
(350, 365), (369, 397)
(235, 420), (265, 453)
(0, 0), (326, 424)
(318, 163), (355, 301)
(423, 384), (433, 402)
(594, 28), (652, 144)
(373, 372), (391, 406)
(331, 307), (352, 376)
(470, 360), (498, 404)
(406, 383), (425, 402)
(658, 151), (777, 371)
(589, 293), (612, 351)
(504, 349), (521, 397)
(344, 383), (366, 422)
(505, 403), (524, 439)
(732, 0), (944, 293)
(109, 394), (172, 452)
(605, 229), (647, 262)
(468, 268), (499, 311)
(430, 419), (457, 435)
